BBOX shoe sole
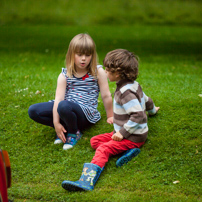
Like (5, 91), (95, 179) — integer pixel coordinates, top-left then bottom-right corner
(54, 140), (63, 144)
(62, 181), (90, 191)
(63, 144), (73, 150)
(116, 148), (140, 167)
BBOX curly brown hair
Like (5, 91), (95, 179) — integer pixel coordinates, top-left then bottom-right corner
(103, 49), (139, 81)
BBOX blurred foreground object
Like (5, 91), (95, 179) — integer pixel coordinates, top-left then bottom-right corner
(0, 149), (11, 202)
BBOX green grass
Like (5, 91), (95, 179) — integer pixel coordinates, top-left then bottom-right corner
(1, 0), (202, 200)
(1, 0), (202, 26)
(0, 25), (201, 202)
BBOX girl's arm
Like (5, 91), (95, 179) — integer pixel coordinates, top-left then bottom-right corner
(97, 67), (113, 124)
(53, 73), (67, 143)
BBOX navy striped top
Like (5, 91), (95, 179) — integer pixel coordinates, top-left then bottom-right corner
(61, 66), (102, 123)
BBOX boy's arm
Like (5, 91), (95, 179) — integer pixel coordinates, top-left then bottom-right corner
(144, 93), (159, 115)
(115, 92), (145, 139)
(113, 90), (160, 140)
(113, 105), (159, 141)
(97, 67), (113, 124)
(118, 92), (160, 139)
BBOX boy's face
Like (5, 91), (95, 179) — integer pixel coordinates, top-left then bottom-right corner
(105, 69), (120, 82)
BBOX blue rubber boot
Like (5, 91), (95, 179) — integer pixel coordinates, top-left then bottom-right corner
(116, 148), (140, 167)
(62, 163), (103, 191)
(63, 131), (82, 150)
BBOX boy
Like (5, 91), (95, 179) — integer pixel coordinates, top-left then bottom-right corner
(62, 49), (160, 191)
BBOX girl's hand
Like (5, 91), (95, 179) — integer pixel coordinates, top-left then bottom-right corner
(54, 123), (67, 143)
(107, 117), (113, 124)
(111, 131), (123, 141)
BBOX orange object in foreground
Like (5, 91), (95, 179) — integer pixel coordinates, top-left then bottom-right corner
(0, 149), (11, 202)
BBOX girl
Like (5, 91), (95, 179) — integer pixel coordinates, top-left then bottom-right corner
(28, 33), (113, 150)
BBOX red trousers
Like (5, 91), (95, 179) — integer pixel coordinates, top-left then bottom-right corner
(90, 131), (144, 168)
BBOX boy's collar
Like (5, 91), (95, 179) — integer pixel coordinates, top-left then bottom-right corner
(116, 79), (133, 86)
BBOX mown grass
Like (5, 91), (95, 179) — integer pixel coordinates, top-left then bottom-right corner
(0, 25), (201, 202)
(0, 0), (202, 201)
(1, 0), (202, 26)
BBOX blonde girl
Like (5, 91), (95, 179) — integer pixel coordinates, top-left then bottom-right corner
(28, 33), (113, 150)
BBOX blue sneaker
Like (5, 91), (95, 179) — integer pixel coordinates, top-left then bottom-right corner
(116, 148), (140, 167)
(63, 131), (82, 150)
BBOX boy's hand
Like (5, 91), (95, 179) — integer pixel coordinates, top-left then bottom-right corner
(155, 106), (160, 113)
(149, 106), (160, 116)
(112, 131), (123, 141)
(107, 117), (113, 124)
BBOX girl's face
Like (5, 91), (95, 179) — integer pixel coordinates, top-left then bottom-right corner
(74, 53), (92, 71)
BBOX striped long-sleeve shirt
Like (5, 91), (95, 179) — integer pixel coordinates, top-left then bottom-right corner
(113, 79), (156, 143)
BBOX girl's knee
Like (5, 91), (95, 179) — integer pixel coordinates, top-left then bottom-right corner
(28, 105), (37, 120)
(58, 100), (65, 111)
(57, 100), (70, 115)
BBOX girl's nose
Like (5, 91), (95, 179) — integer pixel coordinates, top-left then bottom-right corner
(81, 55), (86, 60)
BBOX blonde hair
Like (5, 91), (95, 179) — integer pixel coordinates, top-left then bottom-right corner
(65, 33), (97, 77)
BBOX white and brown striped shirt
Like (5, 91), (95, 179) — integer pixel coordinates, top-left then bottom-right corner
(113, 79), (156, 143)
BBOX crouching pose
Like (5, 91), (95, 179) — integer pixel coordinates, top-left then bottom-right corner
(62, 49), (160, 191)
(28, 33), (113, 150)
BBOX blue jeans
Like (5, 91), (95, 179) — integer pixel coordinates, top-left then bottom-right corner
(28, 100), (93, 133)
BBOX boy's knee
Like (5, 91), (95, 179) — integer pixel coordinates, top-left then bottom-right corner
(95, 144), (111, 156)
(90, 136), (98, 150)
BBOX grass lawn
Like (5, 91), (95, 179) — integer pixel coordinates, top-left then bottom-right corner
(0, 24), (202, 201)
(1, 0), (202, 26)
